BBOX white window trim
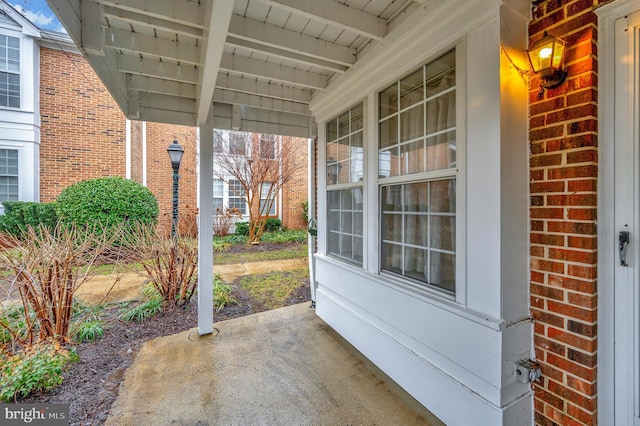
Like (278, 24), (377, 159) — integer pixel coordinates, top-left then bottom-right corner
(0, 30), (21, 111)
(372, 46), (466, 301)
(325, 101), (366, 266)
(319, 43), (467, 305)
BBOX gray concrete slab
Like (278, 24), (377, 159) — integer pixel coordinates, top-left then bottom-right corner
(106, 303), (444, 426)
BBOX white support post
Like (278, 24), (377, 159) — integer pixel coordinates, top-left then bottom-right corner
(307, 137), (317, 304)
(197, 116), (214, 335)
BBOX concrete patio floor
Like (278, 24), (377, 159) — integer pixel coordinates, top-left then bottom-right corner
(106, 302), (444, 425)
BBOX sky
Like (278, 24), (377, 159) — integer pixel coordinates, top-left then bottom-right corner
(8, 0), (66, 33)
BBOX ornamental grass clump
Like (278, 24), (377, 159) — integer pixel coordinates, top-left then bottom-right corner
(127, 225), (198, 307)
(0, 224), (123, 351)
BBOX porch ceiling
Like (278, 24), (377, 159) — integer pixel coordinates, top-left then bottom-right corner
(46, 0), (425, 137)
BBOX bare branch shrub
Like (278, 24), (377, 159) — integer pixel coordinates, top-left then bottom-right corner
(0, 224), (122, 351)
(214, 132), (306, 243)
(213, 207), (242, 236)
(127, 225), (198, 307)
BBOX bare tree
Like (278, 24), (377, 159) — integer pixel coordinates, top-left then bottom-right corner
(213, 131), (305, 243)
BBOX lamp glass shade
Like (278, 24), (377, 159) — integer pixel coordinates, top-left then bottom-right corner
(167, 141), (184, 169)
(527, 32), (566, 78)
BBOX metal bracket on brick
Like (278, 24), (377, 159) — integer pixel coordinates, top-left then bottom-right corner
(515, 359), (542, 383)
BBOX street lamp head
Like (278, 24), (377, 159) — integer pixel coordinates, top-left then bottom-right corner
(167, 139), (184, 170)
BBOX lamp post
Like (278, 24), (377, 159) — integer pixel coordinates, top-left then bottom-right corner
(167, 139), (184, 239)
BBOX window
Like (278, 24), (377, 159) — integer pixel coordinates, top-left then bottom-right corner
(260, 182), (276, 215)
(0, 35), (19, 108)
(0, 149), (18, 202)
(228, 179), (246, 214)
(213, 179), (224, 211)
(259, 135), (276, 159)
(326, 103), (364, 264)
(379, 49), (456, 293)
(213, 131), (224, 153)
(229, 132), (247, 156)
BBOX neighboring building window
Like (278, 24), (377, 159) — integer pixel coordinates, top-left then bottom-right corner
(379, 49), (456, 293)
(0, 148), (18, 202)
(228, 178), (246, 214)
(213, 130), (224, 153)
(260, 182), (276, 215)
(259, 134), (276, 159)
(0, 35), (20, 108)
(213, 178), (224, 211)
(229, 132), (247, 156)
(326, 103), (364, 265)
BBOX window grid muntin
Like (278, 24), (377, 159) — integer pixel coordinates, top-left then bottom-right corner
(0, 35), (19, 108)
(259, 134), (276, 159)
(212, 178), (224, 212)
(228, 132), (247, 156)
(378, 49), (457, 294)
(260, 182), (276, 215)
(326, 104), (364, 185)
(0, 148), (18, 201)
(378, 50), (456, 179)
(326, 102), (364, 265)
(327, 188), (363, 264)
(228, 179), (246, 214)
(380, 180), (455, 292)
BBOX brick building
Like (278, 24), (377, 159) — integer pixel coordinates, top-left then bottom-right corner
(13, 0), (640, 424)
(0, 2), (307, 233)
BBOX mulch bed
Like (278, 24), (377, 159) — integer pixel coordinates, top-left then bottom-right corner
(17, 266), (311, 425)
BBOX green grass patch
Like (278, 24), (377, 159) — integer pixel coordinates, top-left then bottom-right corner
(215, 244), (307, 265)
(240, 268), (308, 310)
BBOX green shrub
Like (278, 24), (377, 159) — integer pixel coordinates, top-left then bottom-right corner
(222, 234), (247, 245)
(213, 274), (236, 312)
(264, 218), (282, 232)
(234, 221), (249, 235)
(0, 201), (58, 238)
(0, 343), (78, 402)
(302, 199), (309, 224)
(56, 177), (158, 233)
(260, 229), (307, 244)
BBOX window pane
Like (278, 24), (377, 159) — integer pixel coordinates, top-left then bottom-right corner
(338, 111), (350, 138)
(404, 247), (428, 282)
(327, 118), (338, 142)
(430, 252), (455, 292)
(0, 148), (18, 202)
(327, 103), (365, 187)
(379, 116), (398, 149)
(400, 68), (424, 109)
(380, 179), (455, 292)
(400, 140), (425, 175)
(379, 83), (398, 118)
(327, 188), (363, 265)
(430, 179), (455, 212)
(229, 133), (246, 156)
(380, 49), (455, 179)
(351, 104), (363, 131)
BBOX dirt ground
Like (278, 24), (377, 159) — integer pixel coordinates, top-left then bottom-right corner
(17, 244), (311, 426)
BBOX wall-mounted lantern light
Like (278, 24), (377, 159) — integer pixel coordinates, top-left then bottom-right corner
(526, 31), (567, 89)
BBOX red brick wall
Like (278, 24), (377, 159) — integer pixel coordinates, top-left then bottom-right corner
(144, 123), (198, 236)
(39, 47), (126, 201)
(39, 47), (198, 235)
(280, 137), (308, 230)
(529, 1), (606, 424)
(130, 121), (143, 184)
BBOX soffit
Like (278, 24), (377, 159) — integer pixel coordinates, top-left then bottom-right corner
(46, 0), (426, 137)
